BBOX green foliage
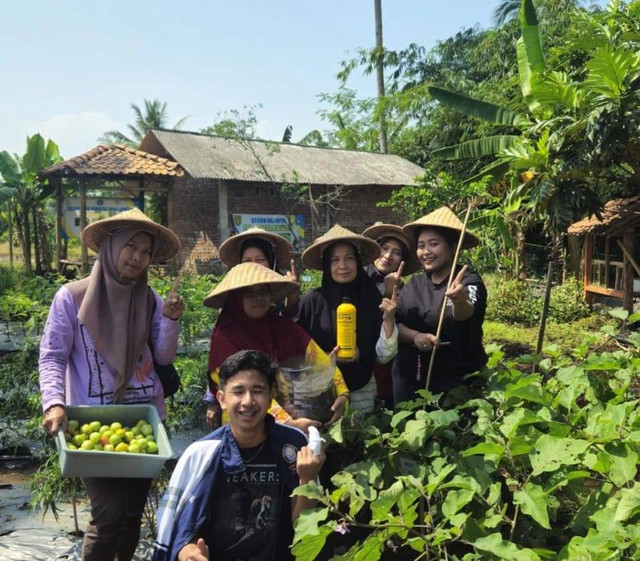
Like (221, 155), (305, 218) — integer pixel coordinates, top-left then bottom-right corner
(378, 167), (490, 221)
(294, 327), (640, 559)
(164, 352), (210, 432)
(299, 269), (322, 295)
(548, 277), (590, 323)
(29, 452), (84, 522)
(486, 274), (541, 326)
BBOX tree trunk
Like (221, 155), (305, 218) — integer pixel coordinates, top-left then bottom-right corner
(7, 202), (14, 268)
(374, 0), (388, 154)
(567, 234), (581, 279)
(17, 208), (32, 273)
(32, 206), (41, 275)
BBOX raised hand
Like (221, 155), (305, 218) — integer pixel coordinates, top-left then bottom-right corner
(178, 538), (209, 561)
(383, 260), (405, 298)
(163, 275), (185, 320)
(379, 284), (398, 323)
(445, 265), (469, 303)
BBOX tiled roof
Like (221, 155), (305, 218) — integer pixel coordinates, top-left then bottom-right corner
(139, 129), (424, 186)
(40, 144), (184, 179)
(568, 195), (640, 235)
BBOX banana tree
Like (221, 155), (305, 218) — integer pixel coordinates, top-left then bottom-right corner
(0, 134), (62, 273)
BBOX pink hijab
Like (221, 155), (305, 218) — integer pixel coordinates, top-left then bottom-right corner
(67, 228), (156, 402)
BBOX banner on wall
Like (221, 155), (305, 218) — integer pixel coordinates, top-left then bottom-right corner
(232, 213), (306, 251)
(62, 198), (140, 239)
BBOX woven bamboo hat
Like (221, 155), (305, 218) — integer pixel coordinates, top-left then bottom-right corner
(302, 224), (380, 270)
(203, 262), (299, 309)
(82, 207), (180, 262)
(361, 222), (417, 275)
(218, 227), (293, 269)
(402, 207), (480, 249)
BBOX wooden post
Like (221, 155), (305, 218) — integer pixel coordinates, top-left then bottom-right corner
(621, 230), (635, 313)
(166, 180), (178, 275)
(584, 234), (594, 306)
(218, 179), (229, 242)
(604, 236), (610, 288)
(79, 180), (89, 275)
(54, 177), (63, 273)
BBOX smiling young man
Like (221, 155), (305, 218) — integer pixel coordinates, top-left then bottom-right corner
(152, 350), (325, 561)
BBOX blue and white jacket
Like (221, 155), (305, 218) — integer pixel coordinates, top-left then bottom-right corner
(152, 415), (307, 561)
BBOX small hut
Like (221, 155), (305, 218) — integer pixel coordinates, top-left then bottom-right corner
(567, 195), (640, 313)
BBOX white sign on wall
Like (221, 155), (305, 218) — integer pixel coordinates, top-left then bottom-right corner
(62, 198), (139, 239)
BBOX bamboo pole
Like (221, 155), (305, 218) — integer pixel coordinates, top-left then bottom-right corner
(424, 203), (473, 394)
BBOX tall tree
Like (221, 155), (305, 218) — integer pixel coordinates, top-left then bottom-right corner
(0, 135), (62, 273)
(99, 99), (188, 147)
(374, 0), (388, 153)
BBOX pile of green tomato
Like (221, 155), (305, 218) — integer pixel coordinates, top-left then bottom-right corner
(63, 419), (159, 454)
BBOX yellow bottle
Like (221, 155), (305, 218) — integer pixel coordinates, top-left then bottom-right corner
(336, 297), (357, 359)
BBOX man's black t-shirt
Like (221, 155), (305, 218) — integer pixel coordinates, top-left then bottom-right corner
(203, 441), (294, 561)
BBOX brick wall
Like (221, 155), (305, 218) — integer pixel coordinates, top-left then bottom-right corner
(169, 177), (407, 274)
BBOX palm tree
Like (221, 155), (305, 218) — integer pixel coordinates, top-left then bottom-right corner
(99, 99), (188, 147)
(0, 134), (62, 273)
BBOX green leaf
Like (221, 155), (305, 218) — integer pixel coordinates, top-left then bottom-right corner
(401, 418), (428, 450)
(514, 482), (551, 529)
(426, 461), (456, 494)
(22, 134), (46, 174)
(584, 45), (639, 101)
(441, 489), (475, 518)
(292, 524), (333, 560)
(433, 135), (521, 160)
(517, 0), (545, 110)
(371, 480), (404, 519)
(608, 308), (628, 321)
(614, 482), (640, 522)
(462, 441), (506, 458)
(353, 534), (384, 561)
(390, 409), (413, 428)
(529, 435), (591, 475)
(291, 481), (325, 501)
(605, 443), (638, 486)
(474, 532), (541, 560)
(428, 85), (526, 126)
(500, 408), (541, 438)
(293, 507), (329, 538)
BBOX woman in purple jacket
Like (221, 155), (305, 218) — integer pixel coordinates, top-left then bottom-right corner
(39, 208), (183, 561)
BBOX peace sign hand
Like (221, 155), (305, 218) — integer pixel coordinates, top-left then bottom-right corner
(163, 275), (185, 320)
(445, 265), (469, 304)
(383, 260), (404, 297)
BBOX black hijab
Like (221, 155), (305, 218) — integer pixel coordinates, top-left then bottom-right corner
(299, 242), (383, 391)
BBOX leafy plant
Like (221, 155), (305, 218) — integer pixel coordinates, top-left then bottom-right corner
(548, 276), (590, 324)
(485, 274), (541, 326)
(293, 316), (640, 559)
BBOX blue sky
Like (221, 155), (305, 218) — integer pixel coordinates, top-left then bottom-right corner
(2, 1), (504, 158)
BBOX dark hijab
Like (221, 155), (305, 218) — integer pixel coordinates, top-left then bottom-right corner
(240, 238), (278, 271)
(299, 242), (383, 391)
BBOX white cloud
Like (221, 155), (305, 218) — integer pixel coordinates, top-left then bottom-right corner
(2, 112), (123, 159)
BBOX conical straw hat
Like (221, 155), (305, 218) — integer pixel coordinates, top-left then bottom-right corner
(203, 262), (299, 309)
(361, 222), (417, 275)
(82, 207), (180, 262)
(218, 227), (293, 269)
(402, 207), (479, 272)
(301, 224), (380, 270)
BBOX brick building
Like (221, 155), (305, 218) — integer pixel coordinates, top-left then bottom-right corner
(139, 129), (424, 273)
(41, 130), (424, 275)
